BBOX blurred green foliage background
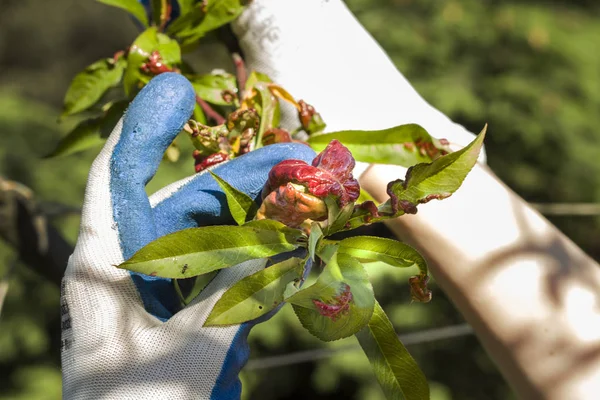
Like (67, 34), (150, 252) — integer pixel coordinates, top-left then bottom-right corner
(1, 0), (599, 398)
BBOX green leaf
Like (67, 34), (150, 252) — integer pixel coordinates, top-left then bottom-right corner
(338, 236), (428, 276)
(322, 196), (354, 235)
(308, 124), (449, 167)
(168, 0), (247, 46)
(176, 0), (196, 15)
(151, 0), (168, 26)
(209, 170), (257, 225)
(46, 119), (106, 158)
(174, 271), (218, 306)
(190, 72), (238, 105)
(62, 57), (126, 117)
(308, 223), (323, 262)
(48, 100), (129, 157)
(156, 32), (181, 64)
(253, 81), (279, 147)
(288, 252), (374, 341)
(244, 71), (272, 92)
(204, 257), (304, 326)
(355, 301), (429, 400)
(97, 0), (149, 27)
(381, 125), (487, 216)
(123, 28), (181, 98)
(119, 220), (305, 278)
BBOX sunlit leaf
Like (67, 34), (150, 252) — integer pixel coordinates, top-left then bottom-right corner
(209, 170), (257, 225)
(355, 301), (429, 400)
(308, 124), (450, 167)
(119, 220), (305, 278)
(380, 125), (487, 216)
(62, 57), (126, 117)
(190, 72), (238, 105)
(338, 236), (428, 276)
(97, 0), (149, 27)
(123, 27), (181, 97)
(168, 0), (247, 46)
(288, 252), (374, 341)
(253, 82), (280, 146)
(204, 257), (304, 326)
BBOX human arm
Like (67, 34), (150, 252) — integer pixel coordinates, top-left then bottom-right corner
(233, 1), (600, 398)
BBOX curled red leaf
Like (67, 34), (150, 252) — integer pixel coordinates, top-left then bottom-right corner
(263, 140), (360, 206)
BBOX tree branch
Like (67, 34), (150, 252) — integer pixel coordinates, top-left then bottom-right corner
(0, 176), (72, 286)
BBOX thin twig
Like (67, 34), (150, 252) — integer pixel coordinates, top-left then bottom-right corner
(196, 95), (226, 125)
(232, 52), (247, 99)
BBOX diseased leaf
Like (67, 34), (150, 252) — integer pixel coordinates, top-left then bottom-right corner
(119, 220), (305, 278)
(204, 257), (304, 326)
(355, 301), (429, 400)
(338, 236), (428, 276)
(97, 0), (149, 27)
(190, 72), (238, 105)
(62, 57), (126, 117)
(209, 170), (257, 225)
(381, 125), (487, 216)
(288, 252), (374, 341)
(308, 223), (323, 262)
(308, 124), (449, 167)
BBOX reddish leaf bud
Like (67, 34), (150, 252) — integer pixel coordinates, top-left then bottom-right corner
(256, 182), (328, 228)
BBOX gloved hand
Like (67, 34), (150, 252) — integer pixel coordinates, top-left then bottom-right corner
(60, 72), (315, 399)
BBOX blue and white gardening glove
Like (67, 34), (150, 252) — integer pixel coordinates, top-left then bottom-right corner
(60, 72), (315, 399)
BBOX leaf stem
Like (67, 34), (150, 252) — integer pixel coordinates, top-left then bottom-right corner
(195, 95), (226, 125)
(232, 53), (247, 99)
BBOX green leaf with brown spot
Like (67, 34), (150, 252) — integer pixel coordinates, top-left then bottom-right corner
(381, 125), (487, 217)
(308, 124), (449, 167)
(119, 220), (305, 278)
